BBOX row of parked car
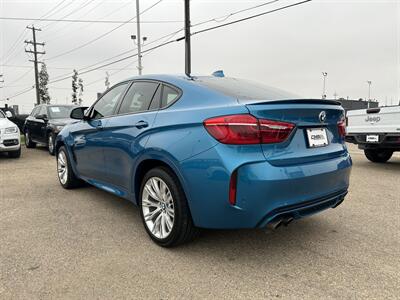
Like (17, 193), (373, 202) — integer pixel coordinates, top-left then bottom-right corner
(0, 105), (77, 158)
(0, 109), (21, 158)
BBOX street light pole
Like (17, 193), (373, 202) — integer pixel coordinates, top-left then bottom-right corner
(135, 0), (142, 75)
(184, 0), (191, 77)
(367, 80), (372, 108)
(322, 72), (327, 99)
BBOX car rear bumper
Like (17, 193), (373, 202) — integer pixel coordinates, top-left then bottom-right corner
(180, 146), (352, 229)
(346, 133), (400, 150)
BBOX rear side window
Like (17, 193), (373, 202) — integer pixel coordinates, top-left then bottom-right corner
(197, 77), (297, 101)
(161, 85), (180, 108)
(118, 81), (159, 114)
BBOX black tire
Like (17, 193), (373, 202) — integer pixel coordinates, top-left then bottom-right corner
(47, 132), (56, 156)
(57, 146), (84, 189)
(364, 149), (393, 163)
(139, 167), (199, 247)
(8, 147), (21, 158)
(24, 130), (36, 148)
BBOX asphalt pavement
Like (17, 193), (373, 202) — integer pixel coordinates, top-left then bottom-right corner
(0, 144), (399, 299)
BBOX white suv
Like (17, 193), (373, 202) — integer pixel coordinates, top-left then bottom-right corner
(0, 110), (21, 158)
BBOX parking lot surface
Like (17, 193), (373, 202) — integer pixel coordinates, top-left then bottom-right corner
(0, 145), (399, 299)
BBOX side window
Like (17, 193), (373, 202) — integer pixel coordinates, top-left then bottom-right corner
(31, 107), (39, 117)
(35, 106), (45, 117)
(161, 85), (180, 108)
(118, 81), (159, 115)
(92, 83), (128, 119)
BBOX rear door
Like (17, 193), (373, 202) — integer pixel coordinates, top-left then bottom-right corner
(31, 105), (47, 141)
(102, 81), (161, 190)
(245, 100), (346, 165)
(24, 106), (39, 135)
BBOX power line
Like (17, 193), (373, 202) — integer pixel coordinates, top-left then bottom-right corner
(0, 16), (182, 24)
(6, 68), (33, 86)
(41, 0), (97, 29)
(41, 1), (134, 41)
(0, 29), (28, 64)
(44, 29), (181, 82)
(34, 0), (71, 25)
(45, 0), (164, 61)
(191, 0), (312, 36)
(4, 0), (312, 100)
(192, 0), (280, 27)
(1, 86), (34, 101)
(39, 0), (75, 21)
(51, 0), (312, 83)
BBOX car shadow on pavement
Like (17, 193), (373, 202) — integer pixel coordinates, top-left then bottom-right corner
(81, 185), (336, 260)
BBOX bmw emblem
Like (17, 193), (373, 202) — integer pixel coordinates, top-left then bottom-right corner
(319, 111), (326, 123)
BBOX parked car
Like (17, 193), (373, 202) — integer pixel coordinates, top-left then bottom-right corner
(0, 110), (21, 158)
(346, 105), (400, 163)
(24, 104), (78, 155)
(0, 106), (28, 132)
(55, 75), (352, 247)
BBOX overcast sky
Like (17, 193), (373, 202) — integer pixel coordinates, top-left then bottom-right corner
(1, 0), (399, 113)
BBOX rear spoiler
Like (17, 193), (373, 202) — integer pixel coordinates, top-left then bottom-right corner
(244, 99), (341, 106)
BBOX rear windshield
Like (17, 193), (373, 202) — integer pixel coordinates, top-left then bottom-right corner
(196, 77), (298, 101)
(48, 106), (75, 119)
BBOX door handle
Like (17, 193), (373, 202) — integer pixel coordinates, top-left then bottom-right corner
(134, 120), (149, 129)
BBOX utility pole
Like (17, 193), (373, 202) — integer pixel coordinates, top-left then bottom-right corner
(322, 72), (327, 99)
(131, 0), (145, 75)
(25, 26), (45, 105)
(367, 80), (372, 108)
(184, 0), (191, 77)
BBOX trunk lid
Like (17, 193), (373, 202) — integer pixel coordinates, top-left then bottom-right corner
(245, 99), (347, 166)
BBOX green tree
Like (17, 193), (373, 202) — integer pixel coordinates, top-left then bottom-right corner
(71, 69), (79, 105)
(78, 77), (84, 105)
(38, 63), (51, 104)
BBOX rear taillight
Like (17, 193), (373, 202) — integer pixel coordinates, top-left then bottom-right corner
(259, 119), (295, 144)
(338, 119), (346, 138)
(204, 114), (294, 145)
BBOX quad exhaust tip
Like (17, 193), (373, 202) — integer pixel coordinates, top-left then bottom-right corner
(267, 216), (294, 230)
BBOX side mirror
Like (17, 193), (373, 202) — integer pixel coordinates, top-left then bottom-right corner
(70, 107), (89, 120)
(36, 114), (48, 121)
(5, 111), (12, 118)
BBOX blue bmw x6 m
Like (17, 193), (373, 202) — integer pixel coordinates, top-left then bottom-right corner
(55, 75), (352, 247)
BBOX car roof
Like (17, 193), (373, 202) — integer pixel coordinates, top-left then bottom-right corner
(123, 74), (298, 101)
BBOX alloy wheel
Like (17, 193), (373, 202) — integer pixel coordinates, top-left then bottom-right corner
(142, 177), (175, 239)
(25, 131), (29, 146)
(48, 135), (54, 153)
(57, 151), (68, 185)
